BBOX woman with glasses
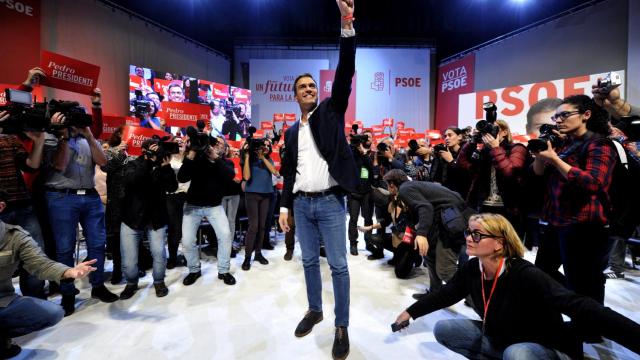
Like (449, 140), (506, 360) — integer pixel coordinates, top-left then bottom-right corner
(531, 95), (615, 307)
(394, 213), (640, 360)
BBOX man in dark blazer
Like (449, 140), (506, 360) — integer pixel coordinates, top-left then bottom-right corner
(277, 1), (357, 359)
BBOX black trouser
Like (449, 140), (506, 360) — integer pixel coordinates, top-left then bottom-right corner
(285, 212), (296, 251)
(166, 192), (186, 260)
(535, 222), (609, 304)
(347, 192), (373, 244)
(244, 192), (271, 259)
(262, 189), (278, 247)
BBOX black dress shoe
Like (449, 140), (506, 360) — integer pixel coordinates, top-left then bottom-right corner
(349, 243), (358, 256)
(1, 338), (21, 359)
(91, 285), (119, 303)
(367, 251), (384, 260)
(183, 271), (202, 286)
(119, 284), (139, 300)
(61, 294), (75, 317)
(387, 257), (398, 266)
(284, 250), (293, 261)
(412, 290), (430, 300)
(332, 326), (350, 360)
(154, 282), (169, 297)
(262, 243), (275, 250)
(294, 310), (323, 337)
(241, 259), (251, 271)
(218, 273), (236, 285)
(254, 254), (269, 265)
(319, 247), (327, 258)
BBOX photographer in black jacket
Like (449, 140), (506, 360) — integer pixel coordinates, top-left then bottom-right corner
(178, 130), (237, 286)
(383, 170), (470, 299)
(119, 139), (178, 299)
(347, 131), (374, 256)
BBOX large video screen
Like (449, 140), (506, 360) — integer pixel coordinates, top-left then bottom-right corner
(128, 65), (252, 139)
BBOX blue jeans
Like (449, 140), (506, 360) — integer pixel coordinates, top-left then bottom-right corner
(433, 319), (571, 360)
(182, 204), (231, 274)
(120, 223), (167, 284)
(0, 296), (64, 338)
(0, 205), (45, 298)
(45, 192), (106, 295)
(294, 193), (350, 327)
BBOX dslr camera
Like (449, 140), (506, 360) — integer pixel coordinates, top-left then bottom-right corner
(471, 102), (500, 144)
(47, 99), (93, 130)
(142, 135), (180, 162)
(432, 143), (447, 153)
(186, 126), (215, 154)
(527, 124), (562, 152)
(246, 126), (267, 153)
(349, 124), (369, 147)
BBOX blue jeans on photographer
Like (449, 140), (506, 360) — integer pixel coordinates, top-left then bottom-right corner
(181, 204), (232, 274)
(434, 319), (571, 360)
(45, 191), (106, 295)
(294, 193), (350, 327)
(0, 296), (64, 339)
(0, 205), (46, 299)
(120, 223), (167, 284)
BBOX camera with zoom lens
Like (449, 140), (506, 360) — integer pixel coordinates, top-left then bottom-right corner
(349, 124), (369, 147)
(142, 135), (180, 162)
(186, 126), (214, 153)
(131, 90), (151, 118)
(471, 102), (500, 144)
(0, 89), (49, 134)
(47, 99), (93, 130)
(432, 143), (447, 154)
(246, 126), (266, 153)
(527, 124), (562, 152)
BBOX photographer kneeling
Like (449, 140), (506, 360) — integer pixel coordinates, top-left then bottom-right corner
(383, 170), (470, 299)
(240, 137), (279, 271)
(394, 213), (640, 360)
(119, 139), (178, 299)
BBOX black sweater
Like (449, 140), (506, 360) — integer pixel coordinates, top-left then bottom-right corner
(177, 155), (235, 207)
(121, 157), (178, 230)
(406, 257), (640, 358)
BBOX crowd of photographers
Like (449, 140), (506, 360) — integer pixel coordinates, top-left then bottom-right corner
(1, 65), (640, 358)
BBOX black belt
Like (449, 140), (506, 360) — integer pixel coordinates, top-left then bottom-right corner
(46, 187), (98, 196)
(295, 187), (340, 198)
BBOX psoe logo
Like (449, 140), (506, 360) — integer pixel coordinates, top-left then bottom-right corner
(371, 72), (384, 91)
(324, 80), (332, 93)
(0, 0), (35, 16)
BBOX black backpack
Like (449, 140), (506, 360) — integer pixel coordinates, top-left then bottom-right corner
(606, 139), (640, 238)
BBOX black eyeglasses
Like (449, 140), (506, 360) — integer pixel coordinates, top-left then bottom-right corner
(551, 111), (581, 122)
(464, 228), (500, 243)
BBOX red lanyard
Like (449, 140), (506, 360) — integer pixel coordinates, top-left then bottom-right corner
(480, 257), (505, 333)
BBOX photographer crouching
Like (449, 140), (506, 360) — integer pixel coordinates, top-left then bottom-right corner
(119, 138), (178, 299)
(178, 127), (237, 286)
(347, 128), (374, 256)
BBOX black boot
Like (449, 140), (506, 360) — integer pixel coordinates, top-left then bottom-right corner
(332, 326), (350, 360)
(0, 338), (21, 359)
(91, 285), (119, 303)
(61, 294), (75, 317)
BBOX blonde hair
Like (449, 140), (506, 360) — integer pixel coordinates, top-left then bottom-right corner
(469, 213), (524, 259)
(496, 119), (513, 144)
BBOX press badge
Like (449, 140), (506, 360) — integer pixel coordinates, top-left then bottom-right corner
(360, 167), (369, 179)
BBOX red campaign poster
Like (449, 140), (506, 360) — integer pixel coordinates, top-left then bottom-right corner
(271, 152), (281, 171)
(153, 78), (171, 96)
(371, 125), (384, 134)
(227, 140), (242, 150)
(426, 129), (443, 140)
(121, 125), (168, 156)
(232, 88), (251, 104)
(40, 51), (101, 95)
(435, 53), (475, 130)
(319, 70), (356, 124)
(397, 129), (411, 137)
(211, 83), (229, 99)
(230, 157), (242, 181)
(0, 84), (43, 106)
(411, 133), (425, 141)
(382, 118), (394, 127)
(158, 102), (210, 128)
(396, 121), (405, 130)
(284, 113), (296, 122)
(129, 75), (151, 92)
(273, 113), (284, 122)
(0, 0), (40, 85)
(254, 129), (265, 138)
(373, 134), (388, 143)
(395, 137), (408, 148)
(101, 115), (127, 141)
(260, 121), (274, 130)
(404, 128), (416, 134)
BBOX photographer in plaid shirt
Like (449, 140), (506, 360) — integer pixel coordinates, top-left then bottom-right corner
(531, 94), (616, 306)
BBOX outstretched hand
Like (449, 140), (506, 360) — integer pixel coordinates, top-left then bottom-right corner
(63, 259), (97, 279)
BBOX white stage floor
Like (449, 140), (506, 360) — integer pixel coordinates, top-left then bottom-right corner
(12, 235), (640, 360)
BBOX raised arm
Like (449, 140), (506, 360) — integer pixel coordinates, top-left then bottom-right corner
(330, 0), (356, 115)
